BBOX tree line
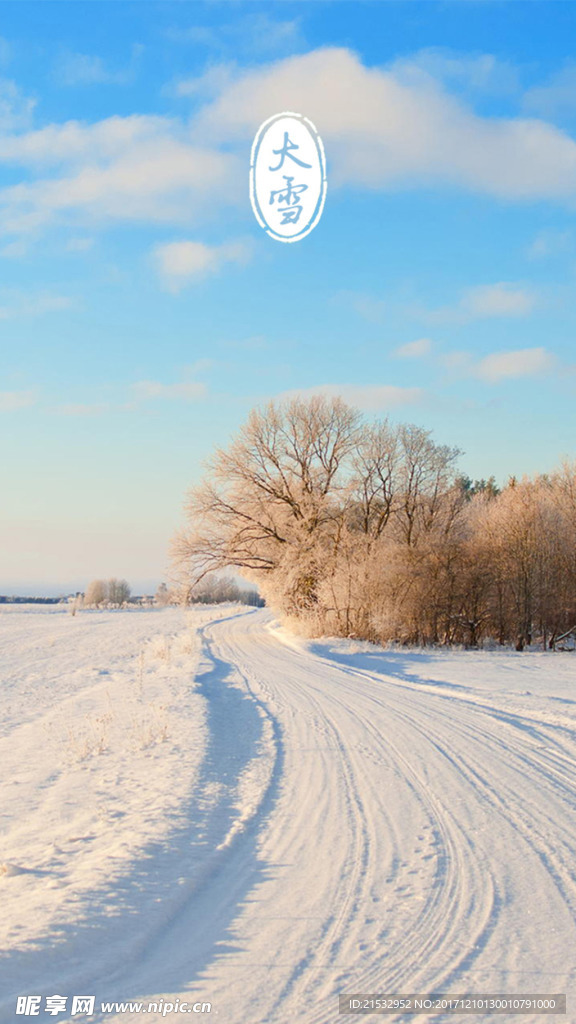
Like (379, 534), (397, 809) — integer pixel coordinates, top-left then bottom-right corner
(79, 577), (261, 609)
(156, 578), (263, 607)
(173, 396), (576, 650)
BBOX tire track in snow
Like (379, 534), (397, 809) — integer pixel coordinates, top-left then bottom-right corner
(358, 668), (576, 934)
(213, 619), (498, 1022)
(309, 650), (576, 1001)
(262, 681), (373, 1020)
(267, 651), (499, 1010)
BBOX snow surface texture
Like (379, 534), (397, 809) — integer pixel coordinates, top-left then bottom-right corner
(0, 605), (575, 1023)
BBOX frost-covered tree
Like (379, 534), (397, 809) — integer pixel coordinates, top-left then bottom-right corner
(478, 477), (573, 649)
(174, 397), (460, 635)
(155, 582), (171, 606)
(84, 578), (131, 608)
(189, 574), (253, 604)
(84, 579), (108, 607)
(173, 395), (576, 648)
(173, 396), (361, 615)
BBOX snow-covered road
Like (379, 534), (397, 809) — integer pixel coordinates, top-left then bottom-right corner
(173, 609), (576, 1024)
(1, 606), (575, 1023)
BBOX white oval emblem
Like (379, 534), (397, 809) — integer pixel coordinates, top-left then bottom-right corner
(250, 112), (327, 243)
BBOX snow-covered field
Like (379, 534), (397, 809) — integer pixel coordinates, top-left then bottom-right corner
(1, 605), (575, 1023)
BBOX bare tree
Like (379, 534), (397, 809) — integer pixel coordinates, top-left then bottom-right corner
(107, 578), (131, 606)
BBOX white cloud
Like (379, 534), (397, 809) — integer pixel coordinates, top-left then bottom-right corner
(229, 13), (302, 55)
(66, 236), (94, 252)
(0, 239), (27, 258)
(395, 337), (432, 358)
(280, 384), (424, 411)
(1, 143), (240, 235)
(389, 49), (520, 97)
(474, 347), (555, 383)
(336, 291), (387, 322)
(527, 229), (572, 259)
(172, 64), (238, 100)
(0, 389), (36, 411)
(0, 116), (242, 235)
(56, 53), (126, 87)
(153, 239), (252, 291)
(440, 350), (473, 372)
(167, 14), (302, 58)
(440, 346), (557, 382)
(0, 114), (171, 166)
(462, 283), (535, 318)
(55, 46), (143, 87)
(424, 282), (536, 324)
(0, 289), (75, 319)
(53, 369), (211, 415)
(524, 65), (576, 118)
(192, 47), (576, 201)
(0, 77), (35, 133)
(130, 379), (207, 401)
(0, 37), (11, 66)
(55, 402), (110, 417)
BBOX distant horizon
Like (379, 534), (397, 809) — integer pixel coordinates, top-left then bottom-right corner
(0, 572), (259, 599)
(0, 582), (162, 600)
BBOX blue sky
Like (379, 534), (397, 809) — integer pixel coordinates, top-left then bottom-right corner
(2, 1), (576, 593)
